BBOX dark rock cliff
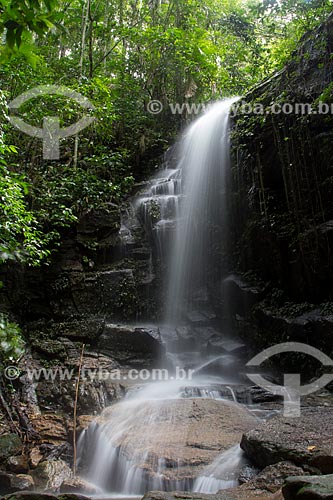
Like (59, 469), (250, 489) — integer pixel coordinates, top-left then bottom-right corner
(0, 200), (158, 323)
(224, 14), (333, 357)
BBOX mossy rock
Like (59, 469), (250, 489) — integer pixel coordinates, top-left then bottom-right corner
(0, 434), (22, 463)
(283, 474), (333, 500)
(31, 339), (68, 359)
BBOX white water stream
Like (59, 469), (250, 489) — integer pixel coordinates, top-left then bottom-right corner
(77, 100), (256, 496)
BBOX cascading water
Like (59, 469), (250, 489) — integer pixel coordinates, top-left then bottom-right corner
(135, 167), (181, 261)
(165, 99), (237, 324)
(77, 99), (259, 497)
(193, 445), (246, 493)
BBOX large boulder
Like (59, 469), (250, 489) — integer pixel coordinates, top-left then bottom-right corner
(59, 477), (99, 495)
(85, 398), (257, 489)
(32, 459), (72, 492)
(237, 461), (308, 495)
(2, 494), (91, 500)
(0, 472), (34, 494)
(282, 474), (333, 500)
(241, 407), (333, 473)
(2, 495), (57, 500)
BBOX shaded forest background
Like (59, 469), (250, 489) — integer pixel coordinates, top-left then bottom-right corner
(0, 0), (332, 363)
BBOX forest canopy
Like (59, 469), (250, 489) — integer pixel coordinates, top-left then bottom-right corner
(0, 0), (332, 267)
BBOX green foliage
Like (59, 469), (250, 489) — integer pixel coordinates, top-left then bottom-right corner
(0, 73), (136, 263)
(253, 0), (333, 70)
(0, 89), (60, 265)
(0, 314), (24, 363)
(30, 163), (134, 223)
(0, 0), (57, 64)
(318, 82), (333, 103)
(0, 162), (55, 265)
(0, 0), (332, 270)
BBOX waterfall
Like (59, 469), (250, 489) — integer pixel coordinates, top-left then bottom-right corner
(77, 99), (253, 497)
(165, 99), (237, 324)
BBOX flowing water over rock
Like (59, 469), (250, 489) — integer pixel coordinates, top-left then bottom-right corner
(135, 167), (181, 261)
(78, 390), (256, 494)
(193, 445), (247, 493)
(77, 99), (259, 496)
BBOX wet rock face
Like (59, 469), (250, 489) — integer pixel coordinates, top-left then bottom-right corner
(213, 271), (333, 364)
(250, 306), (333, 360)
(213, 275), (263, 320)
(97, 323), (162, 367)
(241, 407), (333, 473)
(77, 207), (121, 245)
(28, 318), (105, 346)
(66, 269), (140, 318)
(0, 183), (164, 496)
(230, 15), (333, 299)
